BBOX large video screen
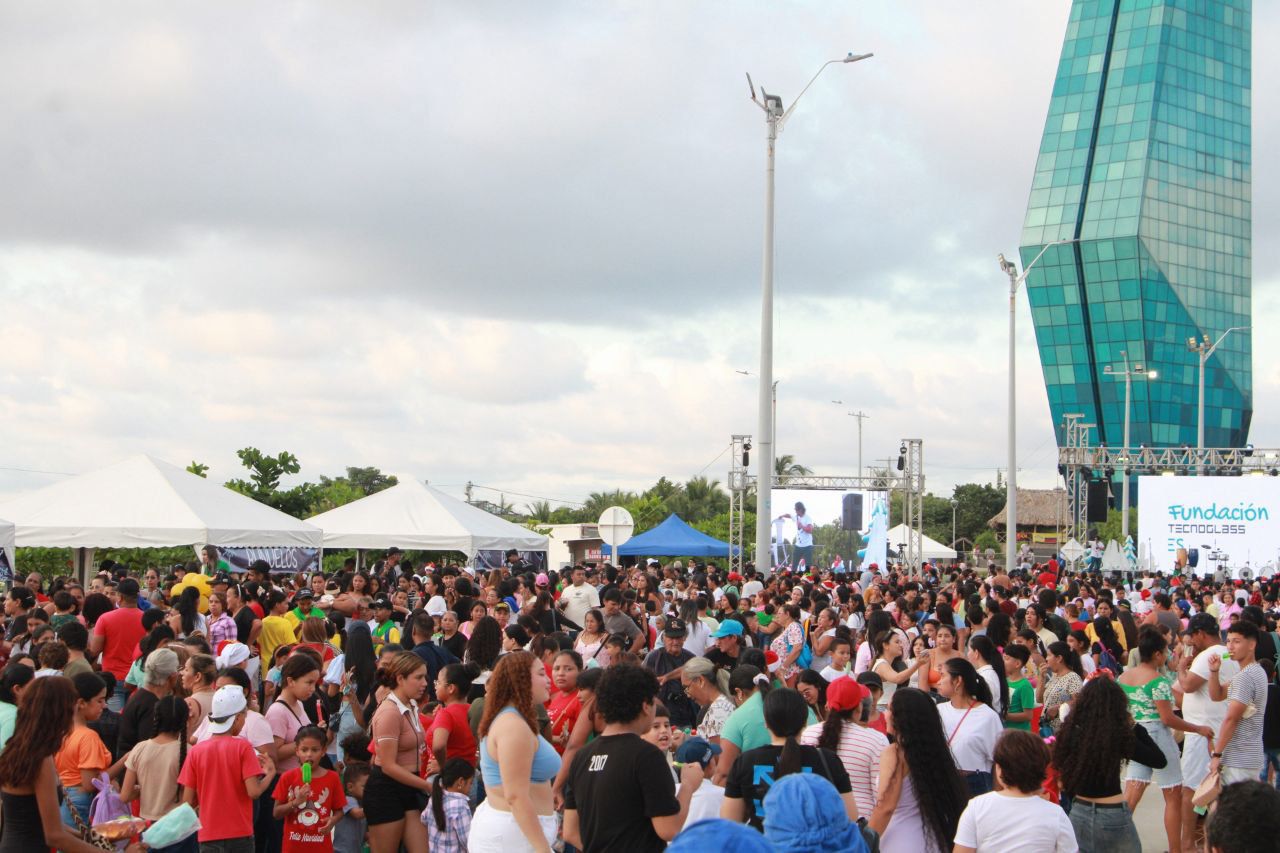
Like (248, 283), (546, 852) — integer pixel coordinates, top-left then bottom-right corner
(767, 488), (884, 568)
(1137, 476), (1280, 577)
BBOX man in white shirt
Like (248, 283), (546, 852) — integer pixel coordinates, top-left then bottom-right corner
(558, 566), (600, 629)
(1176, 613), (1239, 851)
(673, 736), (724, 825)
(786, 502), (815, 570)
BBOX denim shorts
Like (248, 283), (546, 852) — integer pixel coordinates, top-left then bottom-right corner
(1181, 730), (1212, 789)
(1125, 719), (1182, 788)
(1069, 801), (1140, 853)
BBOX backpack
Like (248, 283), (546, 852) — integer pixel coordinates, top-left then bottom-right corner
(1097, 644), (1123, 676)
(791, 619), (813, 670)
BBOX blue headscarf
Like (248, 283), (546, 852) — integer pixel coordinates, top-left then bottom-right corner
(762, 773), (868, 853)
(667, 819), (772, 853)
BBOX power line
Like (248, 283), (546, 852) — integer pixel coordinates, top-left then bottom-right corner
(464, 483), (587, 507)
(0, 465), (75, 476)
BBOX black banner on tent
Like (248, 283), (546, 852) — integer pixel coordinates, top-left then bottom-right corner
(214, 545), (320, 575)
(474, 550), (547, 574)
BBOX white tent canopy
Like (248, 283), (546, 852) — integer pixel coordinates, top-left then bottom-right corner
(0, 517), (13, 576)
(886, 524), (958, 561)
(308, 479), (547, 556)
(0, 455), (322, 548)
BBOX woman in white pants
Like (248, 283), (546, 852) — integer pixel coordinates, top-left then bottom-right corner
(470, 651), (562, 852)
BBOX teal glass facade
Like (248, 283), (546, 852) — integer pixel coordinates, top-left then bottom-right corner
(1020, 0), (1251, 452)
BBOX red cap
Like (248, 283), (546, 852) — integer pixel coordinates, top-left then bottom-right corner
(826, 676), (869, 712)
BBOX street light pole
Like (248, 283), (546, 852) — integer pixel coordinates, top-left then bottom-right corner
(830, 403), (868, 480)
(749, 52), (871, 574)
(951, 498), (958, 548)
(997, 239), (1078, 576)
(1104, 351), (1157, 539)
(1188, 326), (1250, 463)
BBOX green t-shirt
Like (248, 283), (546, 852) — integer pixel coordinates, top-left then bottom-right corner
(1121, 675), (1173, 722)
(721, 691), (817, 752)
(1005, 677), (1036, 731)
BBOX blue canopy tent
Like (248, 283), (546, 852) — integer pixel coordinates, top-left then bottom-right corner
(600, 513), (739, 558)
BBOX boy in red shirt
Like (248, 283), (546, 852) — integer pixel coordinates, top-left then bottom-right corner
(273, 726), (347, 852)
(180, 684), (276, 852)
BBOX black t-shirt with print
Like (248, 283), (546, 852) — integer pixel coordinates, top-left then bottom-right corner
(565, 733), (679, 853)
(724, 743), (851, 830)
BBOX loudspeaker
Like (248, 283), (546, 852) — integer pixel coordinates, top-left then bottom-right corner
(1087, 481), (1109, 523)
(842, 493), (864, 531)
(1187, 548), (1199, 569)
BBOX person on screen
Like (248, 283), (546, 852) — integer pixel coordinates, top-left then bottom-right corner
(786, 503), (815, 570)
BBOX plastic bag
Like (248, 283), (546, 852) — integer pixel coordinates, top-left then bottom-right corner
(141, 802), (202, 848)
(89, 773), (130, 826)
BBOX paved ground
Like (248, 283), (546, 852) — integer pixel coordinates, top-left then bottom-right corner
(1131, 785), (1191, 852)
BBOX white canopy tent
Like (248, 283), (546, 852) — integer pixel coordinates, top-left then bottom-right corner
(308, 479), (547, 557)
(886, 524), (958, 562)
(0, 517), (13, 579)
(0, 455), (323, 555)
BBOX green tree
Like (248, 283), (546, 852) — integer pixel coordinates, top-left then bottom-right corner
(667, 476), (728, 524)
(311, 467), (399, 514)
(525, 500), (554, 523)
(186, 461), (209, 478)
(225, 447), (321, 519)
(775, 455), (814, 477)
(951, 483), (1007, 544)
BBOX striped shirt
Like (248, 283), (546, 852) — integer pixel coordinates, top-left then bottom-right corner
(801, 719), (889, 816)
(1222, 661), (1268, 771)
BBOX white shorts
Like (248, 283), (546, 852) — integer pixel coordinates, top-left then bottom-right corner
(468, 800), (558, 852)
(1126, 720), (1182, 788)
(1181, 731), (1212, 789)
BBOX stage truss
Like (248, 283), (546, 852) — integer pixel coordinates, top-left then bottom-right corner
(727, 436), (925, 571)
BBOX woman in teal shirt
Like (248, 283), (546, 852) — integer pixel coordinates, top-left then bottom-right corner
(0, 663), (34, 751)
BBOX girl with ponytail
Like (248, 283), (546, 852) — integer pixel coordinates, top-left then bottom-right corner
(937, 658), (1003, 796)
(721, 687), (857, 830)
(425, 757), (475, 850)
(121, 695), (190, 824)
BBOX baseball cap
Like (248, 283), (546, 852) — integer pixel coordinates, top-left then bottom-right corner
(212, 573), (230, 586)
(646, 558), (660, 567)
(826, 676), (869, 712)
(296, 589), (314, 600)
(206, 684), (248, 734)
(664, 617), (688, 639)
(674, 736), (722, 768)
(711, 619), (744, 639)
(536, 573), (550, 587)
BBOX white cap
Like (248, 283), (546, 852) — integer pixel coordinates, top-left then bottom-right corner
(216, 642), (251, 669)
(206, 684), (248, 734)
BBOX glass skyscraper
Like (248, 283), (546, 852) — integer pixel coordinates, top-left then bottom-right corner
(1020, 0), (1251, 453)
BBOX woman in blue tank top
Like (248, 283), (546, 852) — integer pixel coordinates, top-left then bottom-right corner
(470, 651), (562, 853)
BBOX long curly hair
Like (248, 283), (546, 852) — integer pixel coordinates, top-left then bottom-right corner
(1052, 677), (1134, 798)
(890, 687), (969, 852)
(465, 616), (503, 670)
(0, 676), (77, 787)
(478, 651), (539, 737)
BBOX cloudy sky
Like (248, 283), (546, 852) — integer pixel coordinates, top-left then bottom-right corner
(1, 1), (1276, 511)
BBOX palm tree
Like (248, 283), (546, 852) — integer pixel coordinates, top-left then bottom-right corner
(775, 454), (814, 477)
(669, 476), (729, 523)
(525, 500), (553, 522)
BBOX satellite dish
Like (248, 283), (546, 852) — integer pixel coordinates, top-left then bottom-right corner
(597, 506), (635, 557)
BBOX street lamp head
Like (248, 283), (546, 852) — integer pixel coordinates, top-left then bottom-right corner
(1147, 370), (1158, 379)
(843, 52), (874, 63)
(997, 253), (1018, 277)
(1187, 337), (1199, 351)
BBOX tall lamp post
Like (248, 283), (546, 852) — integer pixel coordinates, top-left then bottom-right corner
(750, 52), (872, 574)
(738, 370), (779, 458)
(950, 498), (959, 548)
(831, 402), (869, 480)
(1187, 327), (1250, 460)
(997, 239), (1078, 575)
(1103, 351), (1157, 538)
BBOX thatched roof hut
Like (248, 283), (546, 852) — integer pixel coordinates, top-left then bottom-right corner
(988, 488), (1068, 531)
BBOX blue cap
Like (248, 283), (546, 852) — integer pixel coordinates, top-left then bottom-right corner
(711, 619), (744, 638)
(668, 819), (772, 853)
(674, 736), (721, 768)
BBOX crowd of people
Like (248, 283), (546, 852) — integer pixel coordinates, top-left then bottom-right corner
(0, 544), (1279, 852)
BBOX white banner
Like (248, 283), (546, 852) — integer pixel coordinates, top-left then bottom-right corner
(1137, 476), (1280, 577)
